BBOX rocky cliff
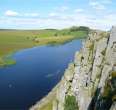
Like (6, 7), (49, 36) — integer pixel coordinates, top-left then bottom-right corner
(30, 27), (116, 110)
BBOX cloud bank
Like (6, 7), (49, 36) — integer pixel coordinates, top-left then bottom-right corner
(0, 0), (116, 30)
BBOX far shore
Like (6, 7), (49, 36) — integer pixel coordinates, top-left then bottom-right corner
(0, 27), (89, 67)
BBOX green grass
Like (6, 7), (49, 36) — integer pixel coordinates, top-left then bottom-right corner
(0, 52), (16, 67)
(0, 28), (88, 66)
(64, 95), (78, 110)
(39, 101), (53, 110)
(0, 59), (16, 67)
(0, 30), (87, 56)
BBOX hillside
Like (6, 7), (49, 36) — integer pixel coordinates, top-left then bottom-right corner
(30, 27), (116, 110)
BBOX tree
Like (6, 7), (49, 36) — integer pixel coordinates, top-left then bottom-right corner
(70, 26), (79, 32)
(78, 26), (90, 32)
(70, 26), (90, 33)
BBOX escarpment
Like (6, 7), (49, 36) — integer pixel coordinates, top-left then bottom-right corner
(30, 27), (116, 110)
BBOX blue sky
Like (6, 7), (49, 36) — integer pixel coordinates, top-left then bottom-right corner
(0, 0), (116, 30)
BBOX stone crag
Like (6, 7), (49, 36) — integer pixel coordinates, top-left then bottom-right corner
(30, 27), (116, 110)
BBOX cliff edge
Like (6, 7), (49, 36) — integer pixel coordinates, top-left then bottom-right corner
(30, 27), (116, 110)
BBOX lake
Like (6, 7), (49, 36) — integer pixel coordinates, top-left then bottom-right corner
(0, 39), (82, 110)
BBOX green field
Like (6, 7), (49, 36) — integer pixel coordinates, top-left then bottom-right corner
(0, 27), (89, 67)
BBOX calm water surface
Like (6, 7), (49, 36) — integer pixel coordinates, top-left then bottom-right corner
(0, 39), (82, 109)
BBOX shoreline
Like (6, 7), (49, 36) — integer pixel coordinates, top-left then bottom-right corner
(30, 62), (76, 110)
(30, 83), (60, 110)
(0, 36), (85, 67)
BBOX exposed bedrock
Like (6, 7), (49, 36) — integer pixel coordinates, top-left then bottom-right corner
(30, 27), (116, 110)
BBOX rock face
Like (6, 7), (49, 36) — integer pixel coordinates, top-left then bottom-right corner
(30, 27), (116, 110)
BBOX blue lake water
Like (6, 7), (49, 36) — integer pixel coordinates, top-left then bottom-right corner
(0, 39), (82, 110)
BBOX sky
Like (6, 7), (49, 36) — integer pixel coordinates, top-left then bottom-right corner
(0, 0), (116, 30)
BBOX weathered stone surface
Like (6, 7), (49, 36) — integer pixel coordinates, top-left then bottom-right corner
(98, 65), (112, 89)
(52, 100), (58, 110)
(74, 51), (82, 66)
(71, 27), (116, 110)
(110, 102), (116, 110)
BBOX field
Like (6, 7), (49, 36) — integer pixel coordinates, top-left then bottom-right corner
(0, 27), (88, 66)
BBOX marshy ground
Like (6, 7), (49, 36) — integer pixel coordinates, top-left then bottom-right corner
(0, 27), (88, 66)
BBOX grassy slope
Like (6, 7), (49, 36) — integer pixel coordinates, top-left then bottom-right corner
(38, 101), (53, 110)
(0, 30), (54, 56)
(0, 29), (87, 66)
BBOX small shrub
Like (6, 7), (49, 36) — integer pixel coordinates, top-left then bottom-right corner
(54, 33), (58, 37)
(111, 71), (116, 78)
(101, 49), (106, 56)
(64, 95), (78, 110)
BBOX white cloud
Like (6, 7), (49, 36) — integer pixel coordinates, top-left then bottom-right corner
(60, 6), (69, 11)
(74, 9), (84, 13)
(90, 0), (112, 4)
(5, 10), (39, 17)
(1, 3), (115, 30)
(5, 10), (19, 17)
(89, 1), (106, 10)
(54, 6), (69, 12)
(89, 0), (112, 10)
(24, 13), (39, 17)
(102, 0), (112, 4)
(49, 12), (58, 17)
(1, 12), (115, 30)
